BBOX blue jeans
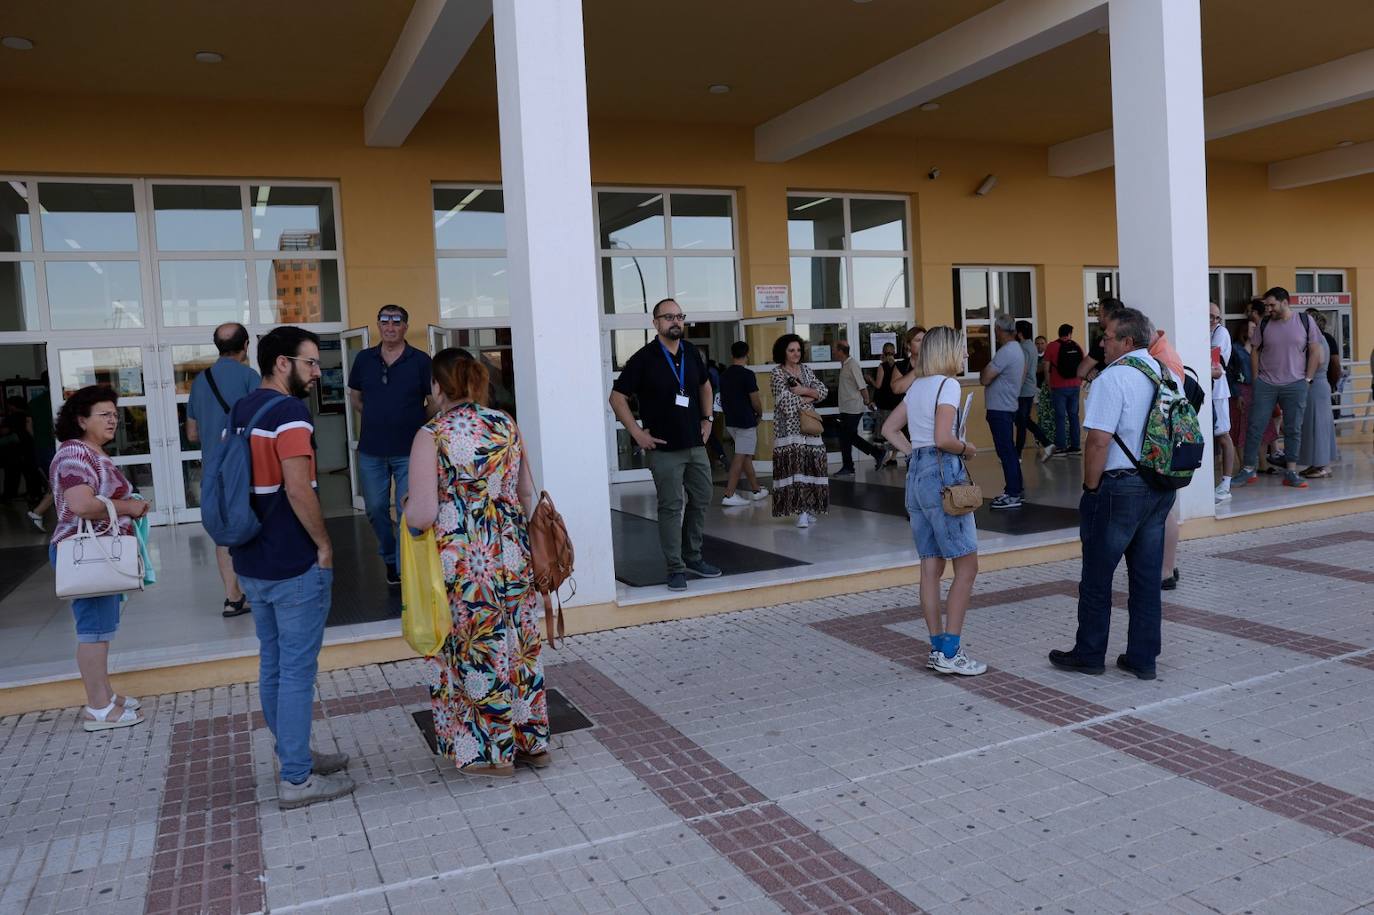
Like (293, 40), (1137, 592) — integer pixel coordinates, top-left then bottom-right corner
(1242, 378), (1308, 469)
(240, 564), (333, 785)
(1015, 395), (1049, 450)
(358, 453), (410, 566)
(905, 447), (978, 559)
(1051, 388), (1081, 450)
(1072, 473), (1175, 671)
(986, 410), (1023, 498)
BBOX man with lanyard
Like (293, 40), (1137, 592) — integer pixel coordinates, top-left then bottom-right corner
(348, 304), (433, 585)
(609, 298), (721, 592)
(187, 322), (261, 617)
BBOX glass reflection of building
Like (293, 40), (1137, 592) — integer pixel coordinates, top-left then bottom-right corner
(273, 230), (323, 323)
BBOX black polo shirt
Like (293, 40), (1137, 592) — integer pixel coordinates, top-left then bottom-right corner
(348, 344), (432, 457)
(613, 339), (709, 451)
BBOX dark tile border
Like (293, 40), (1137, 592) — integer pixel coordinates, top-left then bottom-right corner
(1215, 530), (1374, 585)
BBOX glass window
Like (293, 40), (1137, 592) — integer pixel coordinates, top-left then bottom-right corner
(670, 194), (732, 250)
(956, 270), (989, 320)
(159, 260), (250, 327)
(672, 256), (737, 314)
(1294, 273), (1313, 294)
(1318, 272), (1344, 293)
(0, 261), (39, 331)
(182, 460), (203, 509)
(170, 344), (220, 395)
(790, 257), (846, 310)
(857, 321), (909, 360)
(437, 257), (510, 319)
(255, 259), (341, 323)
(611, 329), (652, 371)
(597, 192), (665, 250)
(849, 198), (906, 251)
(433, 188), (505, 250)
(0, 180), (32, 252)
(786, 196), (844, 250)
(851, 257), (908, 309)
(250, 185), (336, 251)
(997, 270), (1033, 318)
(38, 182), (139, 252)
(46, 260), (145, 330)
(792, 323), (843, 360)
(1223, 273), (1253, 310)
(954, 267), (1035, 376)
(152, 184), (244, 251)
(965, 325), (992, 374)
(106, 407), (151, 457)
(55, 346), (145, 398)
(601, 256), (668, 315)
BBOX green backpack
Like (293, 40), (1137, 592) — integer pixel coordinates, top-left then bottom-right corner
(1112, 356), (1205, 491)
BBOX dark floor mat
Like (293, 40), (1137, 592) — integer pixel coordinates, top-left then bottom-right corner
(0, 544), (49, 603)
(827, 478), (1080, 535)
(411, 688), (594, 754)
(325, 515), (402, 627)
(611, 509), (807, 587)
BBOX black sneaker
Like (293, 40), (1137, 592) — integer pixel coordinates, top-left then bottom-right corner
(385, 563), (401, 585)
(1116, 654), (1157, 681)
(685, 559), (723, 578)
(666, 572), (687, 591)
(1048, 649), (1105, 675)
(1161, 568), (1179, 591)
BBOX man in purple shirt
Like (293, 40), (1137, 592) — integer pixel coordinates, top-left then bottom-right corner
(1233, 287), (1324, 489)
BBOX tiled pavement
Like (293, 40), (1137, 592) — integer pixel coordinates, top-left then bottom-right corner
(3, 514), (1374, 913)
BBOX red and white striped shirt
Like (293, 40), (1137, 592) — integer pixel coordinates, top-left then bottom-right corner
(49, 439), (134, 544)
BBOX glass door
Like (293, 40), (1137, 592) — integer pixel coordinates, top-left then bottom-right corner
(428, 324), (456, 354)
(339, 326), (370, 511)
(155, 337), (224, 523)
(46, 339), (176, 524)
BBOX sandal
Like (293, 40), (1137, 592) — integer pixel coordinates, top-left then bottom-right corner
(222, 596), (251, 618)
(111, 694), (141, 711)
(1303, 467), (1333, 479)
(456, 762), (515, 778)
(516, 750), (553, 769)
(83, 699), (143, 732)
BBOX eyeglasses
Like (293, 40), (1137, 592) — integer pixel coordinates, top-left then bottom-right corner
(378, 315), (405, 325)
(90, 410), (119, 423)
(655, 313), (687, 322)
(286, 356), (321, 369)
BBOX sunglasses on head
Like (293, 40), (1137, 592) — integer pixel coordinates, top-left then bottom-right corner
(379, 314), (405, 325)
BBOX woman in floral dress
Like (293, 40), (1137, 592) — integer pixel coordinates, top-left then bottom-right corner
(405, 349), (549, 776)
(770, 334), (829, 528)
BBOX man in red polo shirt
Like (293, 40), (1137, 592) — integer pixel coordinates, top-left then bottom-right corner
(1040, 324), (1084, 460)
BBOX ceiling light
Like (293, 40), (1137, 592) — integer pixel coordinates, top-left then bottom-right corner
(975, 175), (998, 197)
(919, 102), (940, 112)
(708, 84), (730, 94)
(1337, 139), (1355, 148)
(194, 51), (223, 64)
(2, 36), (35, 50)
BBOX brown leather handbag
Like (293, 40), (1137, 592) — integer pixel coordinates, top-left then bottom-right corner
(528, 491), (575, 648)
(799, 408), (824, 437)
(933, 378), (982, 515)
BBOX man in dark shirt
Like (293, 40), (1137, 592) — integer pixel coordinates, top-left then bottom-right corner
(719, 340), (767, 505)
(348, 305), (432, 585)
(609, 298), (721, 592)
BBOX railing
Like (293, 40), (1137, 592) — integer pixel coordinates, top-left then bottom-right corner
(1335, 363), (1373, 432)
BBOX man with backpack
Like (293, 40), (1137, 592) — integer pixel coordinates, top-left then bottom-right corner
(186, 323), (260, 617)
(1233, 287), (1324, 490)
(221, 326), (354, 809)
(1040, 323), (1084, 459)
(1049, 307), (1199, 682)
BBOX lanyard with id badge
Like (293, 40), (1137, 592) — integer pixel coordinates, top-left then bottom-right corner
(660, 341), (691, 408)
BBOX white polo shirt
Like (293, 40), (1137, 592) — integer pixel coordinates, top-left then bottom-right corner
(1083, 349), (1181, 473)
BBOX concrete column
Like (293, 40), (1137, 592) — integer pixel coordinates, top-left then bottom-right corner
(1108, 0), (1214, 520)
(494, 0), (616, 605)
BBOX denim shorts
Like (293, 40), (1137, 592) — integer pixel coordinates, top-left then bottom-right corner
(905, 447), (979, 560)
(49, 543), (123, 643)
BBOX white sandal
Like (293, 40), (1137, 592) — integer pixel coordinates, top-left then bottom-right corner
(83, 699), (143, 732)
(112, 694), (141, 711)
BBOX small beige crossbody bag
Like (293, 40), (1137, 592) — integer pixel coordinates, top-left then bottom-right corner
(933, 379), (982, 516)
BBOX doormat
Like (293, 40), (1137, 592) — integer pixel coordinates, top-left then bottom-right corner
(324, 515), (402, 626)
(0, 544), (50, 604)
(411, 687), (594, 755)
(611, 509), (807, 587)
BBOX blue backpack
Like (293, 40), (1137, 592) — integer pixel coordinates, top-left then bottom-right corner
(201, 394), (286, 547)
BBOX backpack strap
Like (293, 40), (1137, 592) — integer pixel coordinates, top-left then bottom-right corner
(204, 366), (231, 414)
(238, 393), (289, 439)
(1108, 355), (1161, 468)
(1257, 312), (1311, 358)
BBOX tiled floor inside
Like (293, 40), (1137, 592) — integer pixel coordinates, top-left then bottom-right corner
(3, 511), (1374, 913)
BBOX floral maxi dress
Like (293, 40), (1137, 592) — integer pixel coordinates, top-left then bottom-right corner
(770, 364), (829, 517)
(425, 404), (549, 767)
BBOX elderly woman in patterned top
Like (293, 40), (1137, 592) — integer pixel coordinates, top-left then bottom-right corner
(406, 348), (549, 777)
(769, 333), (829, 528)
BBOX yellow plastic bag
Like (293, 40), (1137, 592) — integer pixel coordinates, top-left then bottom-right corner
(399, 515), (449, 657)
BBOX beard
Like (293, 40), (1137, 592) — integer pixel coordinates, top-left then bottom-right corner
(288, 367), (314, 399)
(663, 325), (684, 340)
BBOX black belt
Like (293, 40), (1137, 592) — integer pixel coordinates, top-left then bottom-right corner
(1103, 469), (1138, 479)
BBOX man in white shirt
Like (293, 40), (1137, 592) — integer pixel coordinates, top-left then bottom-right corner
(833, 340), (884, 475)
(1049, 307), (1177, 682)
(1209, 303), (1236, 501)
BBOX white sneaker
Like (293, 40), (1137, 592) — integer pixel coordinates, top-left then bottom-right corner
(27, 511), (45, 532)
(795, 512), (813, 528)
(720, 493), (752, 507)
(1039, 445), (1056, 463)
(990, 494), (1022, 510)
(1214, 485), (1232, 503)
(926, 650), (941, 670)
(930, 648), (987, 676)
(750, 487), (770, 501)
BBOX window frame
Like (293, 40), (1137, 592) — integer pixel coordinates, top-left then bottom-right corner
(1083, 267), (1121, 352)
(431, 182), (510, 331)
(952, 264), (1038, 379)
(1209, 267), (1257, 345)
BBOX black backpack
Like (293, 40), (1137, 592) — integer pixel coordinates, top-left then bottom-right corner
(1181, 367), (1206, 412)
(1224, 347), (1248, 387)
(1055, 340), (1084, 378)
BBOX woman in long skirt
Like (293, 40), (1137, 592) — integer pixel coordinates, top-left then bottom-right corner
(1298, 336), (1339, 478)
(770, 334), (828, 528)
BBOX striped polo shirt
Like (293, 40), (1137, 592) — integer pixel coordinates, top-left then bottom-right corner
(226, 388), (319, 581)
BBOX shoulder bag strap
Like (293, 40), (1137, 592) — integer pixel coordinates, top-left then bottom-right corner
(932, 378), (968, 488)
(204, 366), (231, 414)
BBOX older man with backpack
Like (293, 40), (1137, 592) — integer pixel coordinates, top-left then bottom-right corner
(1049, 307), (1203, 681)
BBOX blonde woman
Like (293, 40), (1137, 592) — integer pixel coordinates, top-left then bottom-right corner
(881, 327), (986, 676)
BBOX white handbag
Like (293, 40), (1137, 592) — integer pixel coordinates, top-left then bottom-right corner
(55, 495), (145, 599)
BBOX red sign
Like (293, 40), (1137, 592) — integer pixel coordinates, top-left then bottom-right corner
(1292, 293), (1352, 308)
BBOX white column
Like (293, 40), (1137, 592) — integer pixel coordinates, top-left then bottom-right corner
(494, 0), (616, 604)
(1108, 0), (1215, 520)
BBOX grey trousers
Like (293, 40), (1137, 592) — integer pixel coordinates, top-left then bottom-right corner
(1243, 378), (1308, 469)
(646, 446), (712, 573)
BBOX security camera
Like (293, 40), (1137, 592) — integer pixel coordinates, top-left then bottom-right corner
(927, 167), (940, 180)
(975, 174), (998, 196)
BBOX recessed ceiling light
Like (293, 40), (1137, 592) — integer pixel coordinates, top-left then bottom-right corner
(194, 51), (223, 64)
(1, 36), (35, 50)
(708, 84), (730, 94)
(919, 102), (940, 112)
(1337, 139), (1355, 148)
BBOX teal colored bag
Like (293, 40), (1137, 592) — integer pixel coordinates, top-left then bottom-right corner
(1112, 356), (1205, 491)
(132, 496), (156, 586)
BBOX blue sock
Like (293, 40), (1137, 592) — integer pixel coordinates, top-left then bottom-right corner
(944, 634), (961, 657)
(930, 633), (948, 655)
